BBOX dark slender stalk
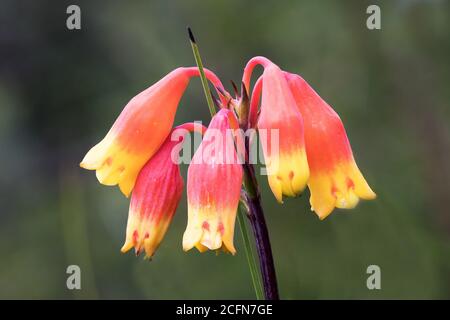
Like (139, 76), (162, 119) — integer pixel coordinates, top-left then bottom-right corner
(242, 141), (279, 300)
(238, 123), (280, 300)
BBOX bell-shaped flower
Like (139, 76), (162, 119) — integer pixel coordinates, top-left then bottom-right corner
(244, 57), (309, 202)
(80, 67), (224, 197)
(120, 126), (195, 259)
(285, 72), (376, 219)
(183, 109), (243, 254)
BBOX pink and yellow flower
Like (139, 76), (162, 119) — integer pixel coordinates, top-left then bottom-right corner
(120, 134), (184, 258)
(80, 51), (377, 265)
(120, 122), (206, 258)
(244, 57), (309, 202)
(80, 67), (224, 197)
(285, 72), (376, 219)
(183, 109), (243, 254)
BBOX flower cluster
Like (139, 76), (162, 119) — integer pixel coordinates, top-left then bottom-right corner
(80, 57), (375, 259)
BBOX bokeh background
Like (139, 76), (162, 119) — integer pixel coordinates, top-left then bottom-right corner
(1, 0), (449, 299)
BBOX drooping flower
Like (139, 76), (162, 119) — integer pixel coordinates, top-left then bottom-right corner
(183, 109), (243, 254)
(244, 57), (309, 203)
(80, 67), (224, 197)
(121, 123), (205, 258)
(285, 72), (376, 219)
(120, 134), (183, 258)
(80, 45), (377, 270)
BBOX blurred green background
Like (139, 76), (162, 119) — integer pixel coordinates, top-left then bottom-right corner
(1, 0), (449, 299)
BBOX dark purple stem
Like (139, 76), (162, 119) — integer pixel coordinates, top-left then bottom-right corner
(243, 162), (279, 300)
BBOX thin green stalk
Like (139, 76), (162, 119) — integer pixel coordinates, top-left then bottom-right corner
(59, 169), (99, 299)
(188, 27), (216, 116)
(238, 203), (264, 300)
(188, 27), (264, 299)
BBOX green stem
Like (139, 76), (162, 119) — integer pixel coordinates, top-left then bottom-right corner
(238, 203), (264, 300)
(188, 27), (264, 299)
(188, 27), (216, 116)
(59, 169), (99, 299)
